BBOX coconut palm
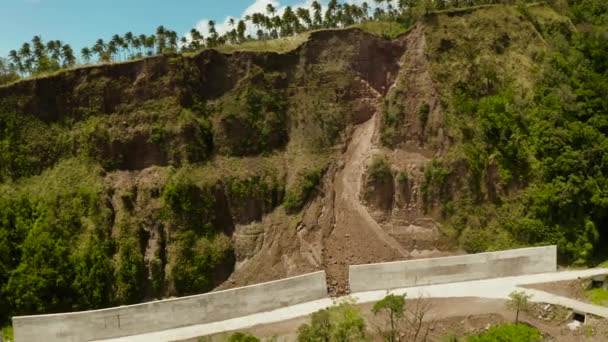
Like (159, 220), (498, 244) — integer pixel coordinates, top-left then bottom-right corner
(132, 37), (142, 57)
(312, 1), (323, 28)
(167, 30), (178, 52)
(237, 20), (247, 42)
(138, 34), (147, 54)
(124, 32), (135, 57)
(145, 35), (156, 56)
(92, 38), (106, 61)
(296, 8), (313, 30)
(156, 25), (167, 54)
(8, 50), (23, 74)
(61, 44), (76, 67)
(32, 36), (45, 61)
(207, 20), (219, 47)
(81, 47), (92, 63)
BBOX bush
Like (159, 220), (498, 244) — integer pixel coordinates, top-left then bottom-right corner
(297, 299), (367, 342)
(227, 332), (260, 342)
(284, 168), (324, 213)
(467, 323), (541, 342)
(368, 156), (393, 182)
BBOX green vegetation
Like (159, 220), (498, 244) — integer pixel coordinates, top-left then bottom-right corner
(297, 299), (367, 342)
(351, 21), (409, 39)
(372, 294), (407, 342)
(466, 323), (541, 342)
(585, 288), (608, 306)
(507, 291), (532, 324)
(1, 325), (13, 341)
(0, 58), (18, 86)
(213, 68), (288, 156)
(227, 332), (261, 342)
(420, 0), (608, 265)
(368, 156), (393, 182)
(285, 167), (325, 213)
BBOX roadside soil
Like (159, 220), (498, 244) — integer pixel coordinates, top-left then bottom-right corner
(524, 276), (608, 307)
(178, 297), (608, 342)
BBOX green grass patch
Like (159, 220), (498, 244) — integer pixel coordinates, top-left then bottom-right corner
(586, 288), (608, 306)
(2, 325), (13, 341)
(350, 21), (409, 39)
(467, 323), (541, 342)
(213, 34), (309, 54)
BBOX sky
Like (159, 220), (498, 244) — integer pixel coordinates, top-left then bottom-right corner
(0, 0), (329, 58)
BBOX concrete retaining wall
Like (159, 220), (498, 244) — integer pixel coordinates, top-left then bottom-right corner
(13, 271), (327, 342)
(349, 246), (557, 293)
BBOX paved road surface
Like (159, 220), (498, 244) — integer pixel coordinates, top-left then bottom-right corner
(96, 268), (608, 342)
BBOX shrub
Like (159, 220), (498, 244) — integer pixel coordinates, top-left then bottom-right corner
(297, 299), (367, 342)
(227, 332), (261, 342)
(467, 323), (541, 342)
(368, 156), (393, 182)
(284, 168), (324, 213)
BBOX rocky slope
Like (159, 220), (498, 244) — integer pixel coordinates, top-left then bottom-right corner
(0, 3), (576, 317)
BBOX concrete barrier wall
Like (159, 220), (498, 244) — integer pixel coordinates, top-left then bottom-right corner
(13, 271), (327, 342)
(349, 246), (557, 293)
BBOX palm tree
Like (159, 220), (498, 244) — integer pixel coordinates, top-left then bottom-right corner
(32, 35), (45, 63)
(132, 37), (142, 57)
(244, 14), (253, 37)
(271, 16), (282, 38)
(166, 30), (178, 52)
(124, 32), (135, 57)
(46, 40), (60, 61)
(237, 20), (247, 42)
(362, 2), (371, 20)
(138, 34), (147, 54)
(8, 50), (23, 74)
(251, 13), (265, 38)
(324, 0), (341, 28)
(312, 1), (323, 28)
(92, 38), (106, 62)
(296, 8), (313, 30)
(266, 4), (276, 17)
(145, 35), (156, 56)
(189, 28), (204, 50)
(61, 44), (76, 67)
(81, 47), (92, 63)
(207, 20), (218, 47)
(156, 25), (166, 54)
(111, 34), (125, 60)
(107, 41), (119, 61)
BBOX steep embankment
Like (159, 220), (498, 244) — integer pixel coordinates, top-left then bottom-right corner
(0, 3), (580, 320)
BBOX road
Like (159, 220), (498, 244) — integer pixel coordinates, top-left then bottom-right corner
(95, 268), (608, 342)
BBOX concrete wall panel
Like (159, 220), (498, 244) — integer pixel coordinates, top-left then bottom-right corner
(349, 246), (557, 293)
(13, 271), (327, 342)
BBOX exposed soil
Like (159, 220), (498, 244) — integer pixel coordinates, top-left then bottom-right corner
(178, 297), (608, 342)
(214, 26), (459, 296)
(523, 276), (608, 307)
(323, 110), (408, 295)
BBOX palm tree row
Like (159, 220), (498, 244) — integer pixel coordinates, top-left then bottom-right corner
(8, 36), (76, 76)
(7, 0), (531, 77)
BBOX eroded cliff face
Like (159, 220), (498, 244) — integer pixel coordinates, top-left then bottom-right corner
(0, 4), (566, 308)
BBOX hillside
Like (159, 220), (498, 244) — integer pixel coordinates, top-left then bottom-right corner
(1, 0), (607, 326)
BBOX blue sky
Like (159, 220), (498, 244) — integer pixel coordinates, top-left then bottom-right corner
(0, 0), (316, 58)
